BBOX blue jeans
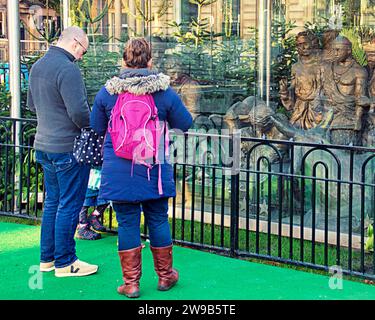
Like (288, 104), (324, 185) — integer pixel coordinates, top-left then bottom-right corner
(83, 187), (108, 207)
(36, 151), (90, 268)
(112, 198), (172, 250)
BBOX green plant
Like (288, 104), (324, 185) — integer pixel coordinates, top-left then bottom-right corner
(0, 126), (15, 210)
(245, 19), (297, 106)
(341, 0), (361, 27)
(0, 122), (40, 212)
(0, 82), (10, 117)
(67, 0), (123, 104)
(365, 224), (374, 252)
(212, 38), (255, 94)
(223, 0), (233, 38)
(340, 27), (368, 66)
(70, 0), (110, 32)
(169, 0), (220, 48)
(39, 0), (61, 13)
(165, 0), (225, 92)
(356, 26), (375, 43)
(72, 0), (111, 38)
(18, 149), (44, 211)
(270, 20), (298, 102)
(79, 39), (122, 104)
(304, 21), (329, 41)
(168, 20), (217, 48)
(132, 0), (169, 35)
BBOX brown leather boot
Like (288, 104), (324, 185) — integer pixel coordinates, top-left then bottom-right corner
(150, 244), (179, 291)
(117, 246), (142, 298)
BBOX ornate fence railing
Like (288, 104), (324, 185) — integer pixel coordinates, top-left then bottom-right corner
(1, 116), (375, 280)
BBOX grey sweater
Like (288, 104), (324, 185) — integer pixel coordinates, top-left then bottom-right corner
(27, 46), (90, 153)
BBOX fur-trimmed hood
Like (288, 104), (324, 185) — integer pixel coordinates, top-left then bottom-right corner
(105, 68), (170, 96)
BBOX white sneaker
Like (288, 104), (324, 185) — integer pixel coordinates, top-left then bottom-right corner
(40, 261), (55, 272)
(55, 259), (98, 277)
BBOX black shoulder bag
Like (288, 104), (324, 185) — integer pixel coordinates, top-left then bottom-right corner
(73, 127), (105, 166)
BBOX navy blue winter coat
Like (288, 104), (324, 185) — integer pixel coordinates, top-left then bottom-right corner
(90, 68), (193, 202)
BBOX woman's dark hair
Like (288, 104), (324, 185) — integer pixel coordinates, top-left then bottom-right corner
(123, 38), (152, 68)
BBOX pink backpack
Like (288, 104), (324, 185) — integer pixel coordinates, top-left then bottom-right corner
(108, 92), (169, 195)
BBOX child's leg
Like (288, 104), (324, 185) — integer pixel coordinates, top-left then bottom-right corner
(92, 202), (109, 217)
(76, 195), (101, 240)
(79, 206), (90, 227)
(89, 197), (109, 232)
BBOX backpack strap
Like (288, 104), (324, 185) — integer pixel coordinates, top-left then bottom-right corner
(155, 121), (168, 195)
(158, 164), (163, 195)
(164, 123), (170, 157)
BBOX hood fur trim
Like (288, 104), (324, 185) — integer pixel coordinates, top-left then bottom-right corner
(105, 73), (170, 95)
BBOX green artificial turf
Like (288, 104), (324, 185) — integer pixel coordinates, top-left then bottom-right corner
(1, 221), (375, 300)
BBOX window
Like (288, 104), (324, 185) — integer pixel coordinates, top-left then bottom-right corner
(180, 0), (198, 29)
(223, 0), (241, 37)
(0, 11), (5, 38)
(314, 0), (333, 22)
(232, 0), (240, 36)
(121, 12), (128, 28)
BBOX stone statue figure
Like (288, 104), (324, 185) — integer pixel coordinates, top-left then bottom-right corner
(363, 42), (375, 110)
(363, 42), (375, 146)
(224, 96), (288, 139)
(223, 96), (290, 162)
(163, 55), (202, 121)
(279, 31), (325, 130)
(321, 36), (370, 146)
(321, 29), (340, 63)
(365, 110), (375, 146)
(363, 42), (375, 88)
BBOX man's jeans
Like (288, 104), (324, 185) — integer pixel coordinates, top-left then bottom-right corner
(36, 151), (90, 268)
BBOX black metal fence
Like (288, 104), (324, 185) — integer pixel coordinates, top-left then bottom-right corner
(1, 117), (375, 280)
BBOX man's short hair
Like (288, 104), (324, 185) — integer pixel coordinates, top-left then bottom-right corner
(58, 26), (87, 44)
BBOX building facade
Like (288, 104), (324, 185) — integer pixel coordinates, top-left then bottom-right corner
(104, 1), (375, 39)
(3, 1), (375, 146)
(0, 0), (58, 61)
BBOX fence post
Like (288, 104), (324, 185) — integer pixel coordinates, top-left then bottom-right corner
(62, 0), (71, 29)
(8, 0), (21, 150)
(230, 130), (241, 257)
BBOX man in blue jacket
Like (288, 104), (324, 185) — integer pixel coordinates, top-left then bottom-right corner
(27, 26), (98, 277)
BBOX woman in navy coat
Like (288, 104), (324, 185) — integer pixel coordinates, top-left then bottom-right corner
(90, 38), (192, 298)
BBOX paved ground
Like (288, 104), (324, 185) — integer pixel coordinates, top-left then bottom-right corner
(1, 222), (375, 300)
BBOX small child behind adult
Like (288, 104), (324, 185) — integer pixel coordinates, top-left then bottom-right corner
(76, 166), (109, 240)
